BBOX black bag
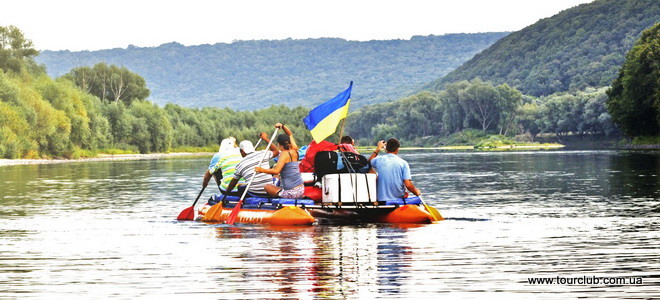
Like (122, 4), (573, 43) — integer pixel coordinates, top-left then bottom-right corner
(314, 151), (339, 179)
(314, 150), (370, 180)
(337, 151), (370, 173)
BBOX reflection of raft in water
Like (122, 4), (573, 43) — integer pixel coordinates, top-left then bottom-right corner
(198, 195), (442, 225)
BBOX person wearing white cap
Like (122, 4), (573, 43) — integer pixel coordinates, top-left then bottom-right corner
(203, 137), (245, 195)
(225, 132), (280, 197)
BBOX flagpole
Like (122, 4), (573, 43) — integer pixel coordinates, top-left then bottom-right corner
(338, 118), (347, 144)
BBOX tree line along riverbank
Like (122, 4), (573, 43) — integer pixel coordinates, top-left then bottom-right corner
(1, 20), (658, 160)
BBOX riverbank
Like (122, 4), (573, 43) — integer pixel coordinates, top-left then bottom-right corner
(0, 152), (214, 167)
(0, 143), (587, 167)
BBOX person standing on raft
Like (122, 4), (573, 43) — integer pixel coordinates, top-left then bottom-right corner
(255, 123), (305, 199)
(368, 138), (421, 201)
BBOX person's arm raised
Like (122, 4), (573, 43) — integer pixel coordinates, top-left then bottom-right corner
(260, 132), (279, 157)
(368, 140), (385, 162)
(275, 123), (298, 150)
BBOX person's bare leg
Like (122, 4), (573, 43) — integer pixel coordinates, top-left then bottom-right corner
(264, 184), (282, 197)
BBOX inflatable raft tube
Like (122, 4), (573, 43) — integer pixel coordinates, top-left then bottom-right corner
(200, 202), (315, 226)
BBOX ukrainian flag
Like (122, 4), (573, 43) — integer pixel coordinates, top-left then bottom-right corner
(303, 82), (352, 143)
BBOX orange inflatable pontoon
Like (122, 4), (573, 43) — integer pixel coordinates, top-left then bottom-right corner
(196, 195), (442, 225)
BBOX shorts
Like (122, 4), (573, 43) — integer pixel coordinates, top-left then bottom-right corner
(277, 184), (305, 199)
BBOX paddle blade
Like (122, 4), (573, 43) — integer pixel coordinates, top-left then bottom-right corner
(425, 204), (444, 221)
(226, 199), (244, 225)
(177, 206), (195, 221)
(202, 202), (224, 222)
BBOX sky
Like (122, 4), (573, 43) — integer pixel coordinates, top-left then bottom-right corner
(2, 0), (593, 51)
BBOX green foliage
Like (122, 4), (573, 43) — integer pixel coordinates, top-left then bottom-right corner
(347, 80), (528, 143)
(606, 22), (659, 137)
(168, 145), (219, 153)
(63, 63), (150, 104)
(0, 61), (315, 158)
(347, 81), (618, 146)
(444, 129), (489, 146)
(0, 25), (39, 74)
(426, 0), (659, 97)
(631, 136), (660, 145)
(1, 25), (312, 159)
(522, 88), (618, 139)
(474, 135), (515, 149)
(98, 148), (139, 155)
(36, 33), (508, 110)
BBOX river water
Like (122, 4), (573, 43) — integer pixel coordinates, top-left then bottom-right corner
(0, 150), (658, 299)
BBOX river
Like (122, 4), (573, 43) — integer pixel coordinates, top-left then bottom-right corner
(1, 150), (658, 298)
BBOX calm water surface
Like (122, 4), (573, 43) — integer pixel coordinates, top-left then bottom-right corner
(0, 150), (658, 299)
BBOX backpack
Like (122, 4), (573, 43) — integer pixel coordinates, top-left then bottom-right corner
(314, 151), (339, 179)
(314, 151), (370, 180)
(337, 151), (370, 173)
(299, 141), (339, 172)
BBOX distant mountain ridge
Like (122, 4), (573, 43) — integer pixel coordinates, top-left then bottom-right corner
(35, 33), (508, 110)
(424, 0), (659, 96)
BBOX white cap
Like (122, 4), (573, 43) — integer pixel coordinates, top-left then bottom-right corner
(239, 140), (255, 154)
(219, 137), (236, 152)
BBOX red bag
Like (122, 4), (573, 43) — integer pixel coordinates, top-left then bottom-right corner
(304, 186), (322, 202)
(299, 140), (338, 172)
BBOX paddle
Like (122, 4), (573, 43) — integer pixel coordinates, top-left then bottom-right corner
(226, 128), (279, 225)
(176, 186), (206, 221)
(418, 196), (443, 221)
(203, 194), (228, 222)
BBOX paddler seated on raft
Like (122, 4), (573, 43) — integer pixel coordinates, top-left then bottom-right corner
(368, 138), (421, 201)
(339, 135), (359, 154)
(224, 133), (280, 197)
(202, 137), (246, 196)
(255, 123), (305, 199)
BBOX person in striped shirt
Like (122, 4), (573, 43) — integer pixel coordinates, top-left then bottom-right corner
(225, 132), (280, 197)
(202, 137), (246, 195)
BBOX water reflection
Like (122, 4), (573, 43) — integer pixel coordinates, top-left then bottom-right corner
(1, 151), (659, 298)
(207, 224), (420, 299)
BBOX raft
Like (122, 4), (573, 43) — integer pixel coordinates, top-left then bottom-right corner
(197, 195), (441, 225)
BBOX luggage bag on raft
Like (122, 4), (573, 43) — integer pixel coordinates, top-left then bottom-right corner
(313, 151), (370, 180)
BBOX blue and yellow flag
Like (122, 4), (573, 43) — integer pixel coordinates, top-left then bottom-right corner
(303, 82), (352, 143)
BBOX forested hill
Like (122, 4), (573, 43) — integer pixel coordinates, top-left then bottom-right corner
(424, 0), (659, 97)
(35, 33), (507, 110)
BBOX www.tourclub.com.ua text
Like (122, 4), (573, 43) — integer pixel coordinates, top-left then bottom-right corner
(527, 276), (643, 285)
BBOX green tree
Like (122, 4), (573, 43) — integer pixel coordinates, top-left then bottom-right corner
(606, 22), (659, 137)
(518, 103), (542, 137)
(496, 84), (523, 135)
(439, 81), (470, 134)
(63, 63), (150, 104)
(0, 25), (39, 73)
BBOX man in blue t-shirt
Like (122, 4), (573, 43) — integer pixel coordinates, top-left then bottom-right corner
(368, 138), (421, 201)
